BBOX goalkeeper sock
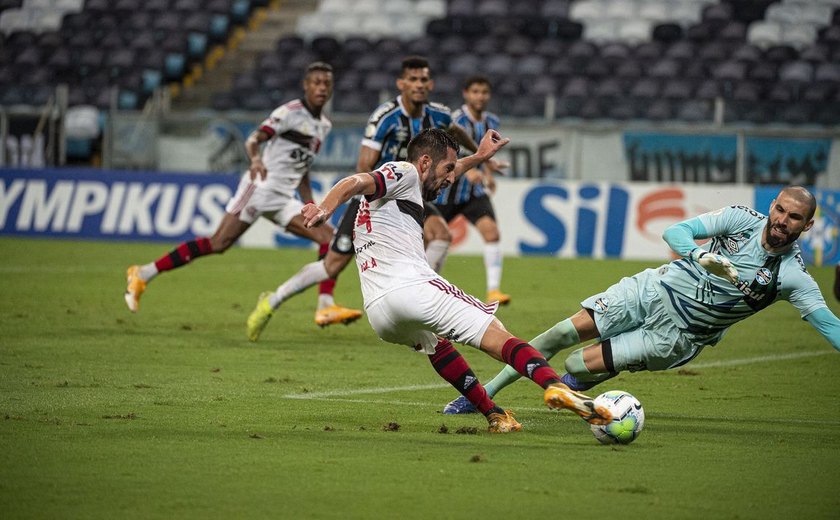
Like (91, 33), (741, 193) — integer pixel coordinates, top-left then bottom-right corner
(484, 319), (581, 397)
(428, 339), (497, 415)
(268, 260), (329, 309)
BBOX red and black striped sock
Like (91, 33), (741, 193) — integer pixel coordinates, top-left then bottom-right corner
(429, 339), (498, 416)
(153, 237), (213, 272)
(501, 337), (562, 389)
(317, 242), (336, 296)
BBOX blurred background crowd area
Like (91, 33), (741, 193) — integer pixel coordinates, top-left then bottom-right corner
(0, 0), (839, 168)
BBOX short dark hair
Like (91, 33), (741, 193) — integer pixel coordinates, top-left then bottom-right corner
(463, 74), (491, 91)
(305, 61), (333, 76)
(407, 128), (458, 162)
(401, 56), (431, 76)
(781, 185), (817, 220)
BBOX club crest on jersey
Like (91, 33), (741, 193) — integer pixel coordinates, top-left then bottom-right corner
(754, 267), (772, 285)
(593, 297), (609, 313)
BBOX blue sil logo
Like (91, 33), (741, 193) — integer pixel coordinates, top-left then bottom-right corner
(754, 268), (772, 285)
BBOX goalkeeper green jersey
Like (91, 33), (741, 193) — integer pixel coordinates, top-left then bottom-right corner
(654, 205), (827, 340)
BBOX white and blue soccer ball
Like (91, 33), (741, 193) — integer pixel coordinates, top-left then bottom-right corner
(590, 390), (645, 445)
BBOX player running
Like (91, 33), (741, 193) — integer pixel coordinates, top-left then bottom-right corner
(124, 62), (361, 327)
(444, 186), (840, 414)
(244, 57), (506, 341)
(434, 75), (510, 305)
(299, 128), (612, 432)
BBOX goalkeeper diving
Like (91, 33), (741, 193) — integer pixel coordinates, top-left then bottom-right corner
(443, 186), (840, 414)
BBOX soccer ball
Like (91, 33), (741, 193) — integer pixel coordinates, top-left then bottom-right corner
(589, 390), (645, 445)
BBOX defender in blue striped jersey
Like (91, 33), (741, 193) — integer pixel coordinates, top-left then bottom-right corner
(329, 57), (485, 279)
(434, 76), (510, 305)
(444, 186), (840, 414)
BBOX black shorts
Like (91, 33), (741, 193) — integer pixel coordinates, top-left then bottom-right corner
(331, 197), (360, 255)
(435, 194), (496, 224)
(332, 199), (445, 254)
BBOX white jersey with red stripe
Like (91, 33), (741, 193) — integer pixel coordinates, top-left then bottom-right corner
(354, 160), (498, 351)
(352, 160), (434, 306)
(254, 98), (331, 196)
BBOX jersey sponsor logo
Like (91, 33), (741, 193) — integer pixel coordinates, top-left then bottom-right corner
(754, 267), (772, 285)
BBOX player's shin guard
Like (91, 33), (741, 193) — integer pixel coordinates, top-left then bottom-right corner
(429, 339), (498, 416)
(154, 237), (213, 273)
(500, 337), (562, 389)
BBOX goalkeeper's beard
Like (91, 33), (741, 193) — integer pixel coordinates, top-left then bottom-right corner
(764, 220), (799, 249)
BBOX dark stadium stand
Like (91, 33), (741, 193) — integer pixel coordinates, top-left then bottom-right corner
(0, 0), (839, 127)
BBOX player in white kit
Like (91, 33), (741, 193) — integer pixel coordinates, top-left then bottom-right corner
(124, 62), (361, 326)
(278, 128), (614, 432)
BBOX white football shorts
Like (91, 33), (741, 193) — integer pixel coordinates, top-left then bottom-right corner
(365, 278), (499, 354)
(225, 176), (303, 227)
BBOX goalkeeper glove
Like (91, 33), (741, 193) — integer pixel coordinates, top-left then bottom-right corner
(691, 249), (739, 284)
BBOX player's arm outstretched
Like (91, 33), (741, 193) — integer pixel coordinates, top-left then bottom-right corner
(454, 129), (510, 177)
(804, 309), (840, 352)
(302, 173), (377, 228)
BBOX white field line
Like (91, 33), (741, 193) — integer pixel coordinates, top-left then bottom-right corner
(284, 350), (834, 401)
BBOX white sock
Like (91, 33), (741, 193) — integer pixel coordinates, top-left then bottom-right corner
(269, 260), (329, 309)
(483, 241), (502, 292)
(318, 293), (335, 309)
(139, 262), (159, 282)
(425, 239), (449, 273)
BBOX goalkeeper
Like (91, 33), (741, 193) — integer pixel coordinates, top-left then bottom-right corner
(444, 186), (840, 414)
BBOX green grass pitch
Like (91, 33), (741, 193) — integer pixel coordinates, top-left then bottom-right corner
(1, 237), (839, 519)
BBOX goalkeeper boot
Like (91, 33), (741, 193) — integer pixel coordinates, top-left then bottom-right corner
(544, 382), (613, 425)
(246, 292), (273, 342)
(314, 305), (363, 327)
(443, 395), (477, 414)
(487, 409), (522, 433)
(560, 372), (614, 392)
(124, 265), (146, 313)
(486, 289), (511, 306)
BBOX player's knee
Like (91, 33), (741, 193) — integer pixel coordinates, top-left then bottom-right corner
(324, 251), (351, 277)
(424, 222), (451, 243)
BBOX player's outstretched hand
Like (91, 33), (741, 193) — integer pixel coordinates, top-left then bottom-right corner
(477, 129), (510, 160)
(693, 250), (739, 284)
(302, 203), (328, 228)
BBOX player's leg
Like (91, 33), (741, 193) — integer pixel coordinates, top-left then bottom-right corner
(478, 318), (612, 424)
(365, 292), (520, 433)
(443, 308), (599, 413)
(315, 198), (358, 310)
(125, 212), (249, 312)
(423, 202), (451, 273)
(427, 338), (521, 433)
(280, 201), (363, 327)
